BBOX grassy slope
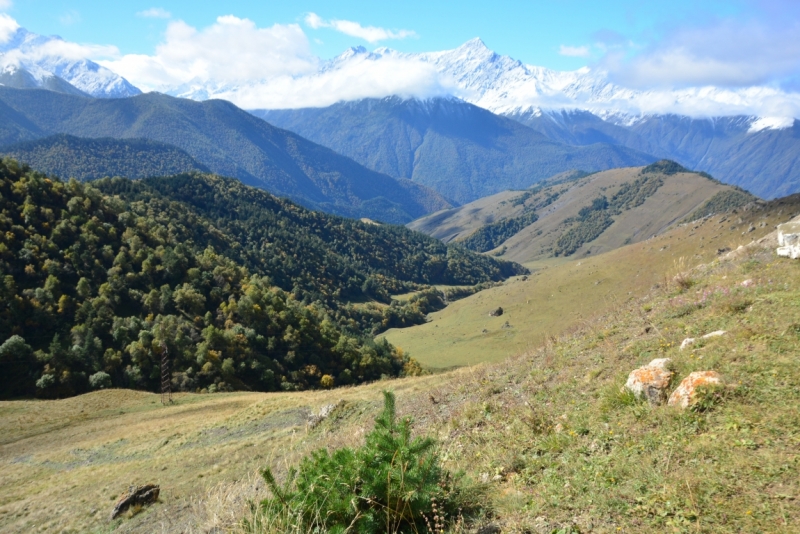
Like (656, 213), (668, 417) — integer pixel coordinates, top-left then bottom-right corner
(2, 201), (800, 533)
(385, 194), (800, 369)
(409, 167), (743, 265)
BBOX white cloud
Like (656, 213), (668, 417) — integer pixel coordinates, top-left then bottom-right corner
(100, 15), (447, 108)
(137, 8), (171, 19)
(102, 16), (318, 91)
(303, 12), (416, 43)
(0, 1), (13, 12)
(558, 45), (590, 58)
(600, 16), (800, 89)
(305, 12), (325, 30)
(0, 12), (19, 42)
(204, 54), (454, 109)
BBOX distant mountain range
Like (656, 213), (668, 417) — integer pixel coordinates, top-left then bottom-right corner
(1, 20), (798, 203)
(0, 87), (451, 223)
(505, 110), (800, 199)
(255, 98), (655, 204)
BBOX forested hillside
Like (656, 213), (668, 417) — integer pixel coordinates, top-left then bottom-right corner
(0, 160), (524, 399)
(0, 87), (451, 223)
(0, 135), (209, 180)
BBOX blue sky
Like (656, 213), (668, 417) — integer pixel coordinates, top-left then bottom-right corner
(1, 0), (798, 114)
(0, 0), (765, 69)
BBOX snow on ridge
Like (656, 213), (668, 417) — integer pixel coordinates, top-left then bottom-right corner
(748, 116), (795, 133)
(319, 39), (800, 122)
(0, 24), (140, 98)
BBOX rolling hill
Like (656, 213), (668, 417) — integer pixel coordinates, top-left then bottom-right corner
(0, 87), (451, 224)
(0, 134), (209, 180)
(409, 161), (757, 264)
(385, 190), (799, 369)
(254, 97), (657, 204)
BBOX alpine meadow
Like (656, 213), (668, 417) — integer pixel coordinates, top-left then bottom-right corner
(1, 3), (799, 534)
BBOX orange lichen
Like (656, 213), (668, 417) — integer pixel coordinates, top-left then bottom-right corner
(668, 371), (724, 408)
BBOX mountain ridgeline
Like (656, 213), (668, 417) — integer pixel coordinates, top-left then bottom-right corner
(0, 159), (524, 399)
(506, 110), (800, 199)
(0, 134), (209, 180)
(0, 87), (451, 224)
(254, 97), (657, 204)
(410, 162), (757, 264)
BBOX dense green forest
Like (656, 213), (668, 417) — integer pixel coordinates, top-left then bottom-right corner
(0, 160), (524, 399)
(460, 211), (539, 252)
(0, 135), (209, 180)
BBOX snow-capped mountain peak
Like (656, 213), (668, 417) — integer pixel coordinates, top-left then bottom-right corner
(0, 22), (140, 98)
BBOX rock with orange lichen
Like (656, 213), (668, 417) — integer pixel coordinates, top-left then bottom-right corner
(624, 358), (675, 405)
(668, 371), (725, 409)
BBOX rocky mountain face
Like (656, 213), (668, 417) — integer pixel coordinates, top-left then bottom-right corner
(506, 110), (800, 199)
(254, 97), (655, 204)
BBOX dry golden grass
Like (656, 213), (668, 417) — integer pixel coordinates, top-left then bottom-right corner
(382, 195), (800, 368)
(0, 372), (462, 533)
(3, 199), (800, 533)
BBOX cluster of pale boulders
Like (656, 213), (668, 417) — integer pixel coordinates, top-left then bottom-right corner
(624, 357), (724, 409)
(776, 221), (800, 259)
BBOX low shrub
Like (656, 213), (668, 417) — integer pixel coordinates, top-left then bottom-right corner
(253, 391), (485, 533)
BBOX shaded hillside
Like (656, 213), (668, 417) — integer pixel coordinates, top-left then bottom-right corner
(507, 110), (800, 199)
(0, 87), (451, 223)
(0, 160), (522, 398)
(0, 134), (209, 180)
(254, 97), (656, 204)
(410, 162), (757, 264)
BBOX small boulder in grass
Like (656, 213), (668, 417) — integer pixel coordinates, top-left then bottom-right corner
(668, 371), (724, 409)
(624, 358), (674, 405)
(680, 330), (726, 351)
(110, 484), (160, 519)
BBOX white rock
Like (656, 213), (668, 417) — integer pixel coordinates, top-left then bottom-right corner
(648, 358), (673, 370)
(777, 245), (800, 259)
(777, 222), (800, 259)
(777, 222), (800, 246)
(702, 330), (727, 339)
(680, 338), (696, 350)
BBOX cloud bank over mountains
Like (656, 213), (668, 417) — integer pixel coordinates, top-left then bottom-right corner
(0, 10), (798, 120)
